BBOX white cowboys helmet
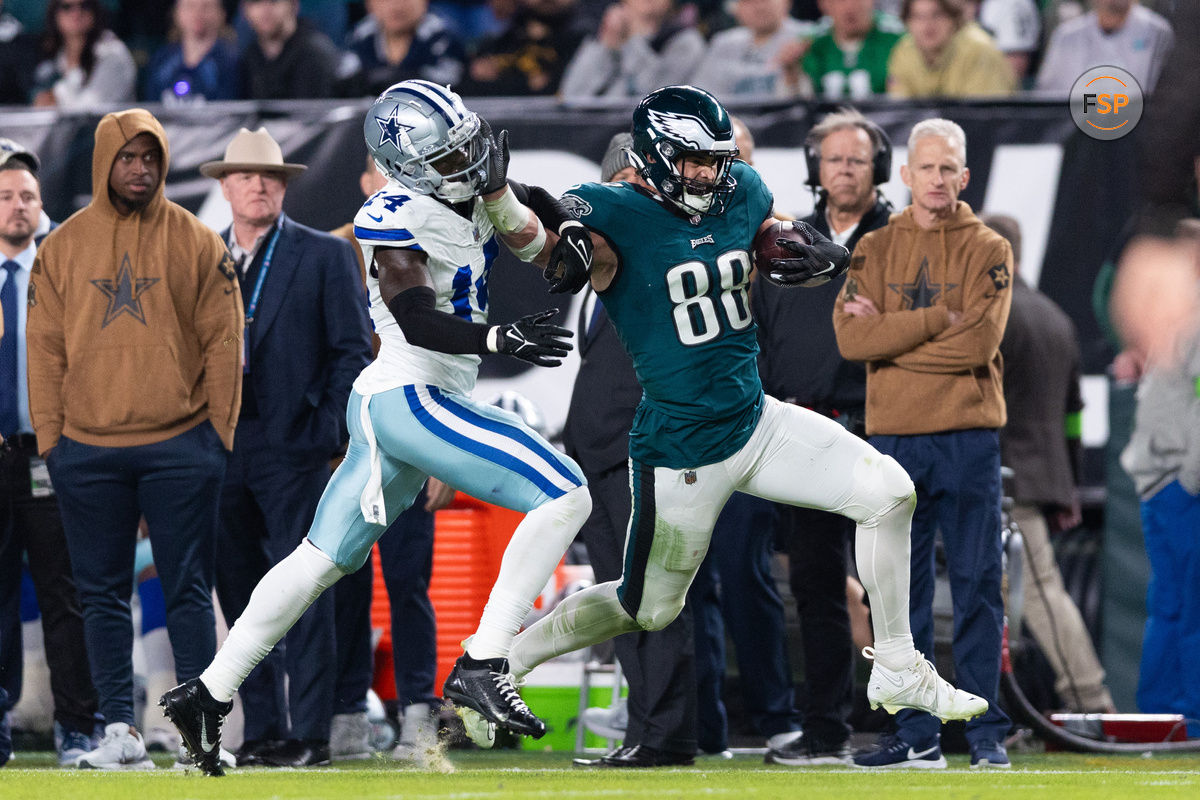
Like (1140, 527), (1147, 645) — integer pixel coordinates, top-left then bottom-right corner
(364, 79), (490, 203)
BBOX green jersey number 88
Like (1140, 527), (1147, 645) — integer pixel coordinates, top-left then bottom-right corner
(666, 250), (753, 346)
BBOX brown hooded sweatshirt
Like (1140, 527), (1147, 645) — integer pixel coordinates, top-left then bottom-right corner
(26, 108), (243, 455)
(832, 201), (1012, 436)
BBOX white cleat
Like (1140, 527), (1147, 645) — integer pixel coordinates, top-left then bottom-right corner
(455, 706), (496, 749)
(863, 647), (988, 721)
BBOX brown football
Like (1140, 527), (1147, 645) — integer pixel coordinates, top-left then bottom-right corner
(751, 220), (813, 271)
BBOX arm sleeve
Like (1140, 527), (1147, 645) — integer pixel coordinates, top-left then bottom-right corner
(194, 239), (246, 450)
(387, 286), (490, 354)
(25, 251), (67, 455)
(888, 239), (1013, 372)
(832, 236), (954, 361)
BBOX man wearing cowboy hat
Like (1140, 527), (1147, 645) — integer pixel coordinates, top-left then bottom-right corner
(199, 127), (371, 768)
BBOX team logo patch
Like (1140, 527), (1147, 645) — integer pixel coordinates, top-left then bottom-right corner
(26, 280), (36, 308)
(91, 254), (160, 328)
(690, 234), (714, 248)
(218, 252), (237, 293)
(988, 262), (1010, 291)
(375, 105), (413, 150)
(684, 470), (697, 485)
(561, 194), (592, 219)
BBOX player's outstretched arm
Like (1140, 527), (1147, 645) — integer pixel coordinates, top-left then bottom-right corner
(476, 118), (596, 293)
(377, 247), (573, 367)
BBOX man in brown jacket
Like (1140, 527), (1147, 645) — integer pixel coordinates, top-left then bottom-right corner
(833, 117), (1013, 769)
(26, 109), (243, 770)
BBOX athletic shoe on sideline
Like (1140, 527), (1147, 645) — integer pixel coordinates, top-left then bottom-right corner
(969, 740), (1011, 769)
(853, 732), (946, 769)
(75, 722), (156, 770)
(863, 647), (988, 721)
(765, 731), (852, 766)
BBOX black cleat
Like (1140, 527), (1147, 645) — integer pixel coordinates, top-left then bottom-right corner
(442, 654), (546, 739)
(159, 679), (233, 777)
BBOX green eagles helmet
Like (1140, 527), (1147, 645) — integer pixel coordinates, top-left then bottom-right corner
(629, 85), (739, 217)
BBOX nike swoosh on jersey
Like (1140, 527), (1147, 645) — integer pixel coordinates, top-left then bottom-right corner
(366, 212), (384, 222)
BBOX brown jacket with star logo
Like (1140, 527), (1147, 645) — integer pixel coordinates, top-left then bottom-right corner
(26, 108), (244, 455)
(832, 201), (1012, 436)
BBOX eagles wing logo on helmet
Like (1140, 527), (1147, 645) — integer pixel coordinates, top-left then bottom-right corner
(644, 109), (717, 150)
(561, 194), (593, 219)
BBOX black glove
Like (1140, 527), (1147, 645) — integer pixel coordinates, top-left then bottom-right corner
(769, 221), (851, 287)
(488, 309), (573, 367)
(478, 118), (510, 196)
(544, 221), (594, 294)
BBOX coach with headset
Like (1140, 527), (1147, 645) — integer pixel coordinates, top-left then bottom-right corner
(754, 108), (894, 765)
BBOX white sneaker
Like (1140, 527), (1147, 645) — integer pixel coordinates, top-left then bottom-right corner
(173, 745), (236, 771)
(330, 711), (373, 761)
(75, 723), (156, 770)
(393, 703), (438, 763)
(143, 724), (182, 753)
(863, 648), (988, 721)
(581, 699), (628, 740)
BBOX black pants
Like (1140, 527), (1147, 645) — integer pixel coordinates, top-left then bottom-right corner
(215, 419), (334, 742)
(333, 487), (437, 714)
(0, 437), (98, 733)
(582, 463), (696, 754)
(776, 504), (854, 743)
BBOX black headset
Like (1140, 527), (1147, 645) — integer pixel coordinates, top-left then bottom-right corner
(804, 117), (893, 190)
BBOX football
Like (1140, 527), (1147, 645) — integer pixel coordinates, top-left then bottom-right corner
(751, 220), (813, 272)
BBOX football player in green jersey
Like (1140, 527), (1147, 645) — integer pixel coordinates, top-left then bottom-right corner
(448, 86), (989, 745)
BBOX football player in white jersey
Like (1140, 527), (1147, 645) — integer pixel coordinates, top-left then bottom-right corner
(159, 80), (596, 776)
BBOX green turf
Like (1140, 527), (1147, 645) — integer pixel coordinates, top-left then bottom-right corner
(3, 751), (1200, 799)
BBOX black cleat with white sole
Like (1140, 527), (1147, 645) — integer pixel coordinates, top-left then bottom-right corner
(443, 654), (546, 739)
(159, 678), (234, 777)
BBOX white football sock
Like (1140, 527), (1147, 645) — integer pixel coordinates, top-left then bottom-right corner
(466, 486), (591, 660)
(855, 501), (918, 670)
(507, 580), (640, 680)
(201, 540), (343, 702)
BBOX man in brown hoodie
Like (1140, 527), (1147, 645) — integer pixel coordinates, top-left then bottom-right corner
(833, 117), (1013, 769)
(26, 108), (243, 770)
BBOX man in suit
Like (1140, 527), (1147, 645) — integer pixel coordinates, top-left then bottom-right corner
(566, 133), (698, 768)
(0, 140), (99, 768)
(200, 128), (372, 768)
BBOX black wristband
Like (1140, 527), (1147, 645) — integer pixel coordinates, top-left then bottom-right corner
(386, 286), (490, 354)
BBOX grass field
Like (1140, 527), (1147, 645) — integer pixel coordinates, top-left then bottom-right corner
(4, 750), (1200, 799)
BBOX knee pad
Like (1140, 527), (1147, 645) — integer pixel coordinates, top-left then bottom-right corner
(853, 453), (916, 527)
(635, 597), (685, 632)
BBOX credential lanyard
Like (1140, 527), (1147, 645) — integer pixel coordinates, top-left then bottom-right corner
(243, 222), (282, 372)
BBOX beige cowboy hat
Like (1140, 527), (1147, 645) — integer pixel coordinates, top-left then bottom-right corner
(199, 127), (307, 179)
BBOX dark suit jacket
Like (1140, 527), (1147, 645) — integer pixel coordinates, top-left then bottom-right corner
(224, 214), (372, 466)
(562, 291), (643, 475)
(999, 275), (1082, 509)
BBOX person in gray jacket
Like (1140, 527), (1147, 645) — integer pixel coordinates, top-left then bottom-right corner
(1121, 281), (1200, 736)
(559, 0), (704, 100)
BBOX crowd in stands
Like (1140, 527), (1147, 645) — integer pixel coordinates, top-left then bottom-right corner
(0, 0), (1181, 106)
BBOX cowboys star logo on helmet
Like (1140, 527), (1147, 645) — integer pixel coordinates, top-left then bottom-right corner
(375, 106), (412, 150)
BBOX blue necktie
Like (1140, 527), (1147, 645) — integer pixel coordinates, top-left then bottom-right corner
(0, 260), (19, 438)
